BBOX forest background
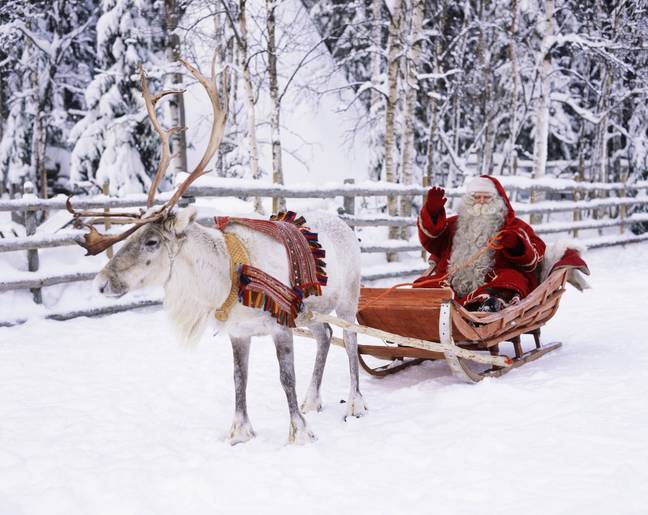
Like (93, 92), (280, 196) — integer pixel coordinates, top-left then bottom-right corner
(0, 0), (646, 223)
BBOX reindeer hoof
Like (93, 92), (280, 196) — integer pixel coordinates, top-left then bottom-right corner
(300, 395), (322, 414)
(228, 420), (256, 445)
(288, 417), (317, 444)
(344, 394), (368, 420)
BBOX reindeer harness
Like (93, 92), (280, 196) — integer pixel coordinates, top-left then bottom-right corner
(214, 212), (328, 327)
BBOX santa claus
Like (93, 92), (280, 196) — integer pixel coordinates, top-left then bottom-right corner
(414, 175), (546, 312)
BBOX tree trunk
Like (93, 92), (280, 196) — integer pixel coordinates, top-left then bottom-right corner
(449, 2), (469, 187)
(31, 61), (52, 202)
(368, 0), (384, 181)
(0, 68), (4, 196)
(384, 0), (404, 260)
(399, 0), (424, 239)
(239, 0), (263, 213)
(507, 0), (519, 175)
(477, 0), (495, 175)
(164, 0), (188, 180)
(266, 0), (285, 213)
(424, 29), (442, 187)
(531, 0), (554, 224)
(212, 11), (226, 177)
(593, 5), (618, 229)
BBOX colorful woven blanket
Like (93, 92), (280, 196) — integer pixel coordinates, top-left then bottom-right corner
(214, 211), (327, 327)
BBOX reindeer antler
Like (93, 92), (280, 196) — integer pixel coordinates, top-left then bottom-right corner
(139, 64), (186, 209)
(69, 57), (229, 256)
(165, 59), (229, 208)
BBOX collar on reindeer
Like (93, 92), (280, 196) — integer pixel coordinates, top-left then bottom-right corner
(214, 232), (250, 322)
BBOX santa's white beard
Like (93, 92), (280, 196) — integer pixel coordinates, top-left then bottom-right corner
(448, 195), (506, 296)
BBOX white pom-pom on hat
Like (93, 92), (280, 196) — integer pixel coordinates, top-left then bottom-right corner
(465, 177), (498, 196)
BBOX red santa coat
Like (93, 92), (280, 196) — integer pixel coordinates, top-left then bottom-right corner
(414, 176), (546, 304)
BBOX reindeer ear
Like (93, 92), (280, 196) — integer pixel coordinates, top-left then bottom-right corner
(174, 206), (198, 235)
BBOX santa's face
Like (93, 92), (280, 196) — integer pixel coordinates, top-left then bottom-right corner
(472, 192), (493, 204)
(462, 193), (502, 217)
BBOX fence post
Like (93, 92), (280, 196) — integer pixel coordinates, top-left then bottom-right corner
(23, 181), (42, 304)
(343, 178), (355, 215)
(102, 180), (113, 258)
(619, 185), (626, 234)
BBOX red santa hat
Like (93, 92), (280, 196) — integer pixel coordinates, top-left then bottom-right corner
(465, 175), (516, 224)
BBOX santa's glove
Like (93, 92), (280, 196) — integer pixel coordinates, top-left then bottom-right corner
(498, 230), (524, 254)
(424, 186), (447, 218)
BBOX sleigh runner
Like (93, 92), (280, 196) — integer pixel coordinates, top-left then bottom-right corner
(298, 260), (583, 383)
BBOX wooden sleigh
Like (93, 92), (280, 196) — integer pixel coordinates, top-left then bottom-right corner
(298, 266), (575, 383)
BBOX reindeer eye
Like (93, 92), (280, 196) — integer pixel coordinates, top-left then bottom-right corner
(145, 238), (159, 248)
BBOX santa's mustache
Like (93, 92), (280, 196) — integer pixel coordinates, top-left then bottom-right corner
(464, 199), (502, 217)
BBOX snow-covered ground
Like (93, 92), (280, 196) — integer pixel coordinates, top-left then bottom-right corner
(1, 245), (647, 515)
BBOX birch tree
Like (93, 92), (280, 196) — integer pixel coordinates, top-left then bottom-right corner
(220, 0), (263, 211)
(164, 0), (188, 177)
(399, 0), (424, 238)
(265, 0), (285, 212)
(238, 0), (262, 212)
(383, 0), (404, 258)
(530, 0), (554, 222)
(368, 0), (385, 181)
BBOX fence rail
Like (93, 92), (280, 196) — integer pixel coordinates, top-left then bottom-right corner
(1, 178), (648, 323)
(2, 178), (648, 212)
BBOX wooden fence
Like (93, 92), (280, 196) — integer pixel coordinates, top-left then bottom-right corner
(1, 177), (648, 323)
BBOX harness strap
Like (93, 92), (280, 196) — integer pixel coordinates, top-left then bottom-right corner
(215, 233), (250, 322)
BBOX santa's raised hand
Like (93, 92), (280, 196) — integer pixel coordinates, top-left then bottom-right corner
(419, 186), (448, 236)
(425, 186), (447, 215)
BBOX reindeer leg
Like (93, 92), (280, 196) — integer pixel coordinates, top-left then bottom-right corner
(273, 330), (316, 444)
(339, 311), (367, 419)
(300, 323), (331, 413)
(228, 336), (256, 445)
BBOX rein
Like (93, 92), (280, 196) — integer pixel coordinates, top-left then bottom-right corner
(362, 231), (505, 309)
(161, 231), (187, 289)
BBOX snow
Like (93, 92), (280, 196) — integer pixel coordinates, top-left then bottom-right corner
(1, 244), (647, 514)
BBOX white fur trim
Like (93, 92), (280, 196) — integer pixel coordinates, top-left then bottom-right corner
(417, 214), (442, 238)
(540, 239), (591, 291)
(466, 177), (498, 196)
(541, 239), (586, 279)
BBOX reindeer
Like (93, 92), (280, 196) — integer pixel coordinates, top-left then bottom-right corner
(68, 60), (367, 444)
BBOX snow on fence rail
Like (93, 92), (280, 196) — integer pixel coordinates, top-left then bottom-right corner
(1, 177), (648, 212)
(1, 178), (647, 317)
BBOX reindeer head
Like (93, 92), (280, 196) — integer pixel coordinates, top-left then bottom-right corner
(94, 206), (198, 297)
(68, 58), (228, 297)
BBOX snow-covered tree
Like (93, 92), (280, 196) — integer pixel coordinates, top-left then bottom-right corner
(0, 0), (96, 198)
(69, 0), (166, 196)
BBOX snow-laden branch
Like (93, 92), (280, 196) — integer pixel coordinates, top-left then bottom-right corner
(552, 88), (648, 125)
(1, 21), (54, 58)
(416, 69), (462, 81)
(544, 33), (611, 53)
